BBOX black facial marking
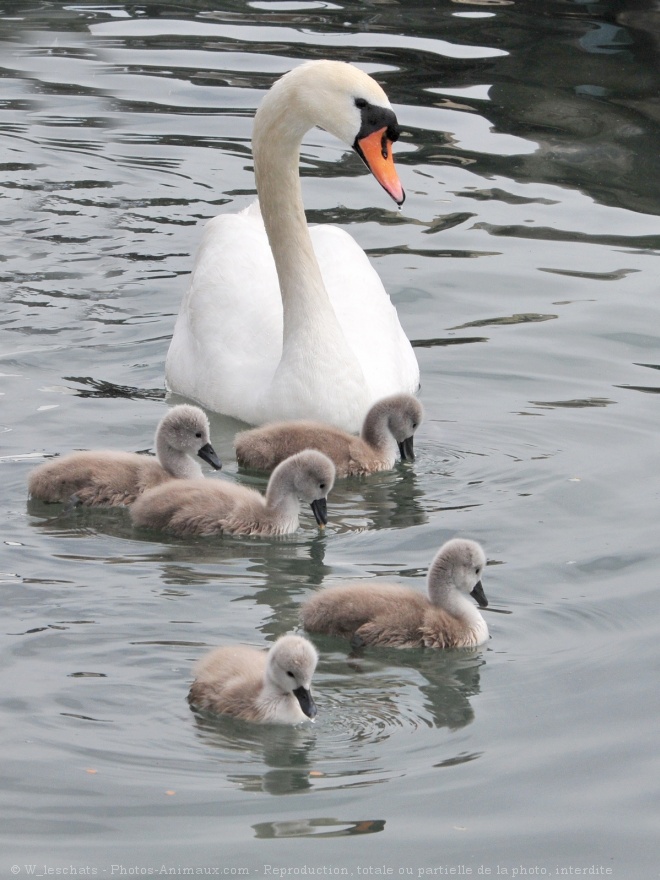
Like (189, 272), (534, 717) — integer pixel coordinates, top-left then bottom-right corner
(351, 98), (405, 204)
(353, 98), (400, 144)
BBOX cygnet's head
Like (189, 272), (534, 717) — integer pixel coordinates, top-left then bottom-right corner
(272, 449), (336, 527)
(431, 538), (488, 607)
(384, 394), (424, 461)
(157, 405), (222, 470)
(266, 635), (319, 719)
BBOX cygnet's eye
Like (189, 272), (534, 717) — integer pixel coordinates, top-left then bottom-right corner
(319, 482), (326, 490)
(475, 567), (482, 576)
(286, 671), (295, 678)
(195, 432), (202, 438)
(354, 97), (367, 109)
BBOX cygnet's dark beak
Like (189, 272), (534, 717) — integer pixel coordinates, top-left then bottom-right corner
(197, 442), (222, 470)
(293, 685), (317, 719)
(398, 435), (415, 462)
(310, 497), (328, 528)
(470, 580), (488, 608)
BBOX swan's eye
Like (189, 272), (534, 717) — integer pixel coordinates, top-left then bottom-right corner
(195, 432), (202, 438)
(319, 482), (326, 490)
(354, 98), (367, 109)
(475, 567), (481, 575)
(286, 671), (295, 678)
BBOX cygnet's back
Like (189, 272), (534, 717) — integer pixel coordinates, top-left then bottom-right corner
(301, 538), (489, 649)
(235, 393), (423, 477)
(28, 404), (222, 507)
(130, 449), (335, 537)
(188, 634), (318, 724)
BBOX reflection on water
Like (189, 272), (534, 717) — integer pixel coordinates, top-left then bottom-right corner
(474, 220), (660, 249)
(63, 376), (167, 400)
(448, 3), (660, 216)
(539, 266), (639, 281)
(528, 397), (614, 409)
(615, 382), (660, 394)
(412, 335), (487, 347)
(253, 817), (386, 838)
(450, 312), (558, 329)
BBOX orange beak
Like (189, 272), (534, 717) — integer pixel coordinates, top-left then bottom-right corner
(355, 127), (405, 206)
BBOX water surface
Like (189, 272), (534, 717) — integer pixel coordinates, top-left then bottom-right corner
(1, 1), (658, 877)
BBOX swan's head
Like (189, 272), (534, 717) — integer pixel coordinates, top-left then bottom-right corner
(156, 405), (222, 470)
(271, 449), (336, 528)
(429, 538), (488, 608)
(266, 635), (319, 719)
(258, 60), (405, 205)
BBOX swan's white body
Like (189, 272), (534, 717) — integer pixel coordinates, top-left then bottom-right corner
(166, 60), (419, 433)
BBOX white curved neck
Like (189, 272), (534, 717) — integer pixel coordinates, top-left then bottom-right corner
(155, 432), (202, 480)
(264, 470), (300, 532)
(361, 405), (397, 458)
(252, 74), (370, 421)
(428, 571), (488, 641)
(258, 683), (304, 724)
(445, 590), (488, 638)
(253, 93), (322, 331)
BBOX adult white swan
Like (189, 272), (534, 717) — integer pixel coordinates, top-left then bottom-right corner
(165, 60), (420, 432)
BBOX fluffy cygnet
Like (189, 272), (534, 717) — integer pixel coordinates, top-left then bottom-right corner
(130, 449), (336, 537)
(188, 634), (319, 724)
(234, 393), (423, 477)
(301, 538), (489, 649)
(28, 404), (222, 507)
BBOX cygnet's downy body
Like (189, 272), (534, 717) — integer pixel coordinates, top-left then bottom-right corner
(188, 634), (319, 724)
(235, 393), (423, 477)
(130, 449), (335, 537)
(28, 404), (222, 507)
(301, 538), (489, 649)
